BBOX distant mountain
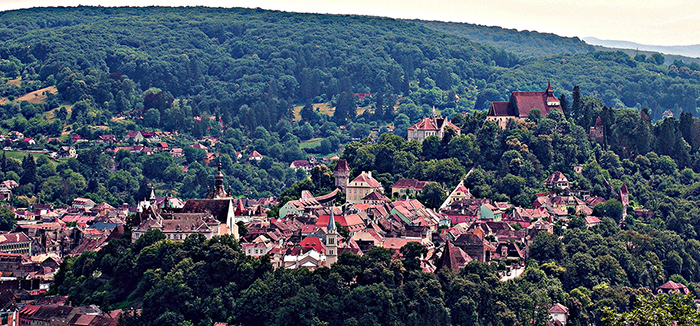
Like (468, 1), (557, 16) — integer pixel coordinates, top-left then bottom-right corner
(409, 20), (595, 58)
(584, 37), (700, 58)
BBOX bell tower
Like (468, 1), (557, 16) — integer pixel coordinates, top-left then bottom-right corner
(325, 209), (338, 267)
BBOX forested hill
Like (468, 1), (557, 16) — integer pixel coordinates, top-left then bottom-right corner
(410, 19), (595, 58)
(1, 6), (700, 124)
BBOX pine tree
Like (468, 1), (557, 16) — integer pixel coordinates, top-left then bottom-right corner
(19, 154), (36, 186)
(572, 86), (582, 124)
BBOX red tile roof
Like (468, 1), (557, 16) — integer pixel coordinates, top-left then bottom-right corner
(334, 159), (349, 172)
(350, 172), (382, 188)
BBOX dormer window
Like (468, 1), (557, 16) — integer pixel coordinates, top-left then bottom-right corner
(547, 101), (560, 106)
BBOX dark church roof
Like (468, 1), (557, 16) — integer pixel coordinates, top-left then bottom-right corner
(180, 199), (232, 223)
(487, 82), (562, 119)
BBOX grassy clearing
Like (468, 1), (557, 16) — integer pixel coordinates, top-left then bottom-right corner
(292, 103), (335, 121)
(292, 102), (372, 121)
(300, 138), (323, 149)
(15, 86), (57, 104)
(4, 151), (47, 161)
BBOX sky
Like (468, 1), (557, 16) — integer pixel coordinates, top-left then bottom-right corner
(1, 0), (699, 46)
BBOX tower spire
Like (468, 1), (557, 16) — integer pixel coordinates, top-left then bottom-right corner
(326, 208), (338, 267)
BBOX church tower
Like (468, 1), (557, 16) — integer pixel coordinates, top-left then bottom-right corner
(334, 159), (350, 192)
(207, 158), (229, 199)
(326, 210), (338, 267)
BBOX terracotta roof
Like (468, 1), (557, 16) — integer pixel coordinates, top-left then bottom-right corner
(549, 303), (568, 314)
(408, 117), (439, 131)
(300, 236), (326, 254)
(248, 150), (264, 158)
(350, 172), (382, 188)
(657, 281), (690, 294)
(0, 232), (30, 244)
(363, 190), (388, 201)
(334, 159), (349, 172)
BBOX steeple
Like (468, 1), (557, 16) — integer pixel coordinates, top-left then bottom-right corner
(208, 155), (229, 199)
(326, 209), (338, 267)
(328, 209), (337, 231)
(546, 81), (554, 95)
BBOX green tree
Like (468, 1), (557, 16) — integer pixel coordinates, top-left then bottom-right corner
(0, 207), (16, 231)
(603, 293), (700, 326)
(418, 182), (446, 208)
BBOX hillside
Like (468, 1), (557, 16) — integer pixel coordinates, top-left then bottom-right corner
(410, 19), (595, 58)
(585, 37), (700, 58)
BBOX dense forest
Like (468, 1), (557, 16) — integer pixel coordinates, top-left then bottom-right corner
(54, 98), (700, 326)
(410, 20), (595, 58)
(3, 5), (698, 326)
(0, 6), (699, 206)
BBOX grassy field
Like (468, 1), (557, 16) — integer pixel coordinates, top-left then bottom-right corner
(300, 138), (323, 149)
(15, 86), (57, 104)
(292, 102), (372, 121)
(4, 150), (47, 161)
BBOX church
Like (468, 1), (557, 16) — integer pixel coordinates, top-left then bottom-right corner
(131, 161), (239, 243)
(486, 82), (562, 128)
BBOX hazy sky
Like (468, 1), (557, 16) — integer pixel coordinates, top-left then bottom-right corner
(1, 0), (699, 46)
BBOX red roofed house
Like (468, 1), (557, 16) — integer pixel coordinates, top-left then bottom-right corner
(290, 160), (314, 173)
(391, 179), (428, 198)
(545, 171), (569, 190)
(407, 116), (460, 143)
(346, 171), (384, 204)
(300, 236), (326, 254)
(656, 280), (690, 295)
(0, 232), (31, 255)
(486, 82), (562, 129)
(248, 151), (264, 161)
(549, 303), (568, 325)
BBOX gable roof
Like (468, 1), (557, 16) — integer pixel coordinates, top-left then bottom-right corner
(549, 303), (568, 314)
(180, 199), (232, 223)
(350, 172), (382, 188)
(334, 159), (349, 172)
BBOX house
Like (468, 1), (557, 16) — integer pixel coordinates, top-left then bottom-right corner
(480, 204), (503, 222)
(283, 249), (326, 271)
(0, 180), (17, 201)
(125, 131), (144, 143)
(545, 171), (569, 190)
(440, 182), (474, 209)
(156, 142), (169, 151)
(486, 82), (562, 128)
(170, 147), (184, 158)
(549, 303), (568, 325)
(72, 198), (96, 210)
(96, 134), (117, 143)
(248, 151), (264, 161)
(434, 240), (472, 273)
(290, 160), (314, 173)
(391, 179), (428, 198)
(362, 190), (390, 205)
(278, 189), (342, 218)
(584, 216), (601, 228)
(0, 232), (31, 255)
(656, 280), (690, 295)
(55, 146), (77, 159)
(407, 116), (461, 143)
(346, 171), (383, 204)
